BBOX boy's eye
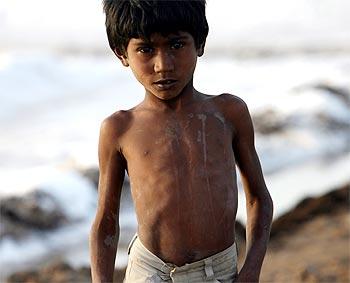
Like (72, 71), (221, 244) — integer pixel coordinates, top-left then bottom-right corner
(171, 41), (184, 50)
(137, 46), (153, 54)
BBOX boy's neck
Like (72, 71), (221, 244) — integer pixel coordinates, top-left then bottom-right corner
(143, 79), (200, 112)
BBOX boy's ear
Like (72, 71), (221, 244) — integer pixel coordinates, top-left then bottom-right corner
(197, 43), (205, 57)
(113, 48), (129, 67)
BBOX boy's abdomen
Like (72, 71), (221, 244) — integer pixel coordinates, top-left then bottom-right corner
(129, 161), (238, 266)
(136, 194), (238, 266)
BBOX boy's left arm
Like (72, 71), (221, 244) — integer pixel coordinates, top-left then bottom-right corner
(229, 97), (273, 282)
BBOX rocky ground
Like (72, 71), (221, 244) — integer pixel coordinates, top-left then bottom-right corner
(0, 191), (68, 240)
(260, 184), (350, 282)
(4, 184), (350, 283)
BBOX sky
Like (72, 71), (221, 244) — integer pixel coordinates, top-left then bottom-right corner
(0, 0), (350, 53)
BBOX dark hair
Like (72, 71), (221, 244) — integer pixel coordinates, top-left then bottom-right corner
(103, 0), (209, 54)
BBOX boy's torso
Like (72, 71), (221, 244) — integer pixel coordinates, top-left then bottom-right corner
(118, 94), (239, 266)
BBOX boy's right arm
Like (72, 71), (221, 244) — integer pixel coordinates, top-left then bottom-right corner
(90, 116), (126, 283)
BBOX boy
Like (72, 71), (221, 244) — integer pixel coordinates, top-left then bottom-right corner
(90, 0), (273, 282)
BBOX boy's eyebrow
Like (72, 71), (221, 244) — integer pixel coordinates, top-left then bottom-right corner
(131, 34), (190, 45)
(132, 40), (151, 46)
(165, 33), (192, 41)
(168, 35), (190, 41)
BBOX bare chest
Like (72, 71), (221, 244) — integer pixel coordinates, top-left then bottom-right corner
(122, 111), (235, 176)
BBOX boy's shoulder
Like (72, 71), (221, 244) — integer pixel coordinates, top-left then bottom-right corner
(99, 108), (135, 145)
(210, 93), (249, 116)
(101, 103), (146, 129)
(209, 93), (252, 135)
(102, 109), (131, 128)
(100, 103), (146, 139)
(212, 93), (246, 105)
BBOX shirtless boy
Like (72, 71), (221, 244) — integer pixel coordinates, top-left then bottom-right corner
(90, 1), (273, 282)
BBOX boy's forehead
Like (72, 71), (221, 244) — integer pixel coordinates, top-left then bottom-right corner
(130, 31), (193, 44)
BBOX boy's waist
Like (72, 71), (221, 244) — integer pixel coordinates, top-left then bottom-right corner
(128, 235), (237, 272)
(128, 234), (237, 273)
(134, 219), (237, 266)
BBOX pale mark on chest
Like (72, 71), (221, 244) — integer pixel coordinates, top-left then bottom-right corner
(197, 114), (207, 162)
(214, 112), (225, 124)
(165, 125), (179, 139)
(184, 113), (194, 130)
(213, 112), (228, 162)
(197, 130), (202, 143)
(196, 113), (216, 221)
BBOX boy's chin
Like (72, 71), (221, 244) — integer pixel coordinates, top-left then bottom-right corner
(148, 90), (181, 101)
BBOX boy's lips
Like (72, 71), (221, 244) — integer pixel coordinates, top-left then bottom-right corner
(153, 79), (178, 90)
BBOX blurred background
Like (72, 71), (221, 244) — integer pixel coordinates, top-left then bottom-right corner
(0, 0), (349, 282)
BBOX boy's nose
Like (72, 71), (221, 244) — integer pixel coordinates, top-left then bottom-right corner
(154, 51), (175, 73)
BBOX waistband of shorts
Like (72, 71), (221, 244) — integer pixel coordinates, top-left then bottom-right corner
(129, 234), (237, 274)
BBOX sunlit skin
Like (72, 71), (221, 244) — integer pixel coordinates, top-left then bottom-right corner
(90, 31), (273, 283)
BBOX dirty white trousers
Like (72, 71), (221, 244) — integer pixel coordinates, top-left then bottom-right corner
(124, 235), (238, 283)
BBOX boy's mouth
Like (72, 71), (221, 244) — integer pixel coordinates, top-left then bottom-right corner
(153, 79), (177, 90)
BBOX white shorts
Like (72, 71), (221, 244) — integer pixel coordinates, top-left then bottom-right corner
(124, 235), (238, 283)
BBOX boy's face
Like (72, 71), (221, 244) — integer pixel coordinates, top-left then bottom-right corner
(117, 32), (202, 101)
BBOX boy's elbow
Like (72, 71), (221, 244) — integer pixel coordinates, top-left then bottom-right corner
(90, 216), (120, 246)
(259, 190), (273, 233)
(263, 189), (274, 219)
(268, 198), (273, 225)
(261, 193), (273, 236)
(249, 188), (274, 220)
